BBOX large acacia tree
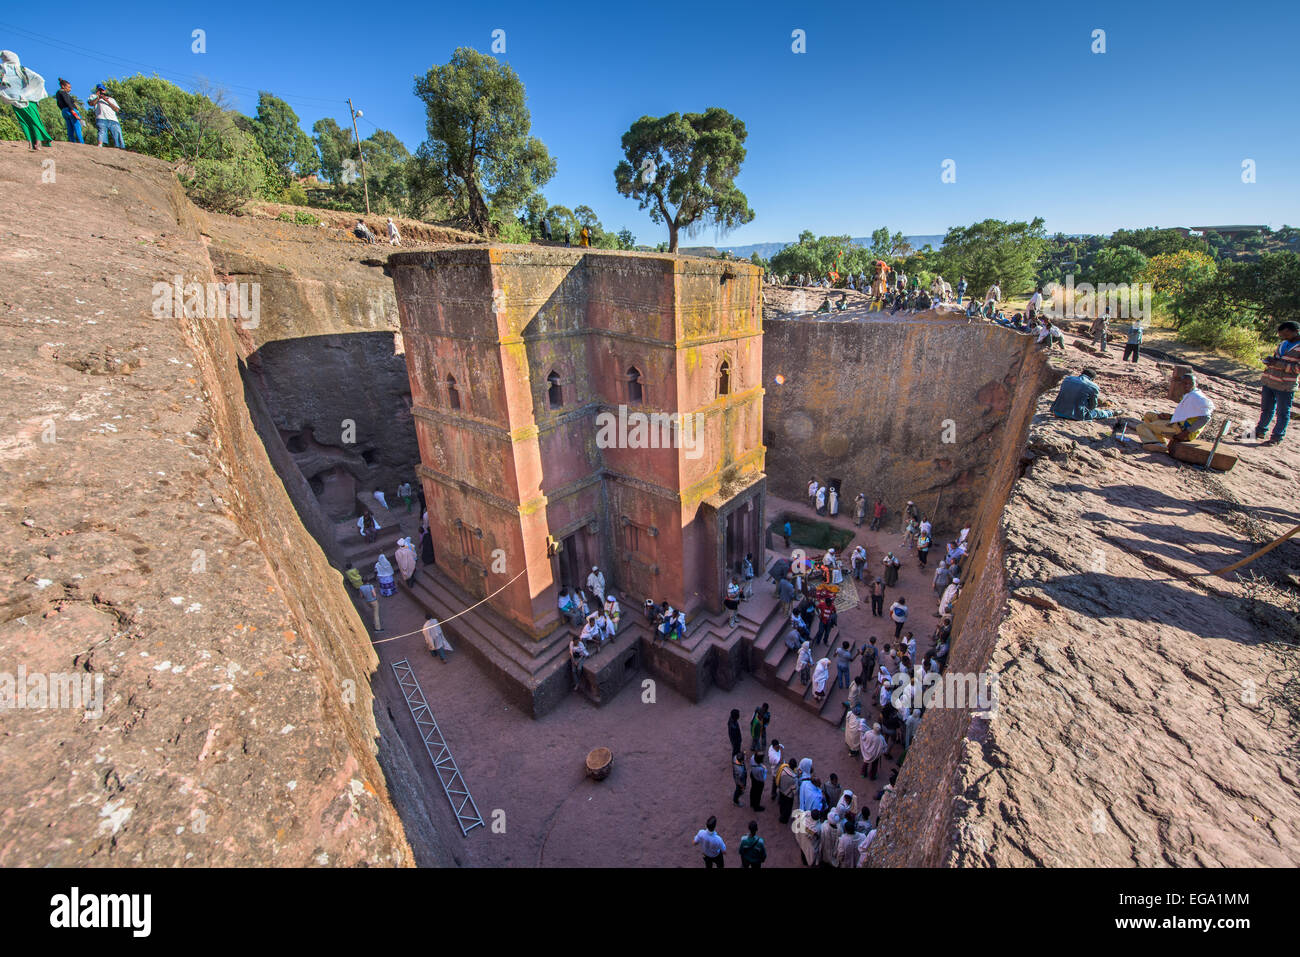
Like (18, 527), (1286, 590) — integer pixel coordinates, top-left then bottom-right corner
(413, 47), (554, 235)
(614, 108), (754, 253)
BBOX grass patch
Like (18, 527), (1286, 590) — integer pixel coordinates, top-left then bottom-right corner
(770, 513), (853, 552)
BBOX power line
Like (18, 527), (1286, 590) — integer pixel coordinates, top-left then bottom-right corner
(368, 545), (555, 646)
(0, 19), (350, 114)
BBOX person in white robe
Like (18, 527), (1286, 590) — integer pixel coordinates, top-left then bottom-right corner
(812, 657), (831, 701)
(940, 578), (961, 616)
(586, 566), (606, 605)
(1168, 377), (1215, 440)
(422, 617), (452, 662)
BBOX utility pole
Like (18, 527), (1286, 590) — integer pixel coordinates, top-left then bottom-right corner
(347, 98), (371, 216)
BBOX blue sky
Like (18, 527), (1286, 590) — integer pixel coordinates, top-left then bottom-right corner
(4, 0), (1297, 245)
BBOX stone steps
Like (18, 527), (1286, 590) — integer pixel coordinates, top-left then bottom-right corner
(399, 569), (571, 716)
(336, 521), (406, 570)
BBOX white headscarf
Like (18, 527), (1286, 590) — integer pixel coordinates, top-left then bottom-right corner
(374, 553), (394, 578)
(0, 51), (46, 108)
(812, 658), (831, 693)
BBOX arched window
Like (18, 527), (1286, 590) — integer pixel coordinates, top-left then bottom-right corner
(547, 370), (563, 408)
(626, 366), (644, 404)
(717, 360), (731, 397)
(446, 373), (461, 410)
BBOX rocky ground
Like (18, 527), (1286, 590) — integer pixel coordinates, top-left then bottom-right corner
(943, 331), (1300, 866)
(0, 142), (421, 866)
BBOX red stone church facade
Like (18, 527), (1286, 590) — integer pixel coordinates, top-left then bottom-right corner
(388, 246), (766, 640)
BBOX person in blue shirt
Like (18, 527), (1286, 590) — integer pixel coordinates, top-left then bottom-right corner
(693, 816), (727, 867)
(1050, 368), (1118, 420)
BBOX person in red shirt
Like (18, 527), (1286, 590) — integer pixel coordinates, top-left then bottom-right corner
(870, 499), (886, 531)
(814, 597), (835, 646)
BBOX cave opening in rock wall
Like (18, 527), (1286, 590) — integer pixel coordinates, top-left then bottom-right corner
(242, 330), (422, 565)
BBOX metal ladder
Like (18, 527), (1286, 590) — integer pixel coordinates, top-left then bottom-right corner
(390, 658), (484, 836)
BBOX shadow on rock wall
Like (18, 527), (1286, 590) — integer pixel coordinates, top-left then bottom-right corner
(246, 331), (420, 514)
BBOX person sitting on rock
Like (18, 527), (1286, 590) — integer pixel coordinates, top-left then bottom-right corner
(580, 612), (604, 649)
(1166, 374), (1215, 442)
(1050, 367), (1119, 421)
(354, 219), (378, 244)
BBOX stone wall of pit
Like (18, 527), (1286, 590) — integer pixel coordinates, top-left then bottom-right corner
(762, 312), (1044, 533)
(865, 333), (1058, 866)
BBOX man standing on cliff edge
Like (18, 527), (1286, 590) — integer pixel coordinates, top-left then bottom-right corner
(1258, 321), (1300, 446)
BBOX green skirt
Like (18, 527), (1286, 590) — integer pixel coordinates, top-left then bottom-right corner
(12, 102), (51, 145)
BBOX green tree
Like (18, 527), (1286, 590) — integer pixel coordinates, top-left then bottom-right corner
(769, 232), (869, 283)
(182, 124), (279, 213)
(353, 128), (411, 213)
(1088, 244), (1148, 286)
(613, 107), (754, 253)
(413, 47), (555, 235)
(868, 227), (911, 260)
(616, 228), (636, 250)
(1140, 250), (1218, 327)
(1107, 227), (1209, 260)
(251, 92), (317, 184)
(938, 217), (1048, 296)
(549, 204), (580, 243)
(1186, 251), (1300, 329)
(312, 117), (354, 186)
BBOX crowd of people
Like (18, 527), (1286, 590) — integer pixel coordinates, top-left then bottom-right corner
(343, 482), (444, 655)
(691, 480), (976, 867)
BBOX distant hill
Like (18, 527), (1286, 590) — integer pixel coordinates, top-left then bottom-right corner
(719, 235), (947, 260)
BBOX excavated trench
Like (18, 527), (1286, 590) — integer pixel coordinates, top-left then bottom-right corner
(14, 144), (1277, 867)
(235, 268), (1060, 865)
(763, 308), (1059, 526)
(243, 332), (419, 536)
(218, 217), (1062, 866)
(762, 306), (1061, 864)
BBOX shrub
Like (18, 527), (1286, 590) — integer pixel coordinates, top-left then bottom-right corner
(494, 218), (532, 245)
(281, 181), (309, 206)
(180, 125), (277, 214)
(1179, 317), (1265, 365)
(276, 210), (320, 226)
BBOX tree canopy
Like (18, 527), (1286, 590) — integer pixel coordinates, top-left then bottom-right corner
(251, 92), (317, 184)
(1088, 244), (1149, 286)
(934, 218), (1048, 295)
(1108, 227), (1210, 260)
(1140, 250), (1218, 327)
(613, 107), (754, 253)
(413, 47), (555, 234)
(770, 232), (873, 280)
